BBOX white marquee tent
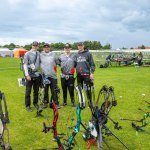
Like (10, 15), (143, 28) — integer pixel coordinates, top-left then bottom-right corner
(0, 48), (13, 57)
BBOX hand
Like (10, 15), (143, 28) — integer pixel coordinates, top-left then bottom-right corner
(90, 73), (94, 80)
(26, 75), (31, 81)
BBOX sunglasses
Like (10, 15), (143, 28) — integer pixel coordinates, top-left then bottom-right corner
(33, 45), (38, 47)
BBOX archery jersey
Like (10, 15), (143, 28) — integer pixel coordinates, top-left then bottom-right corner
(58, 53), (75, 76)
(40, 51), (57, 79)
(74, 49), (95, 74)
(23, 50), (40, 77)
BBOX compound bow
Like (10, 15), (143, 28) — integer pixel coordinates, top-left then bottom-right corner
(120, 107), (149, 132)
(82, 85), (129, 150)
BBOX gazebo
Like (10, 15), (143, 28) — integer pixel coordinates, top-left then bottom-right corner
(13, 48), (28, 58)
(0, 48), (13, 57)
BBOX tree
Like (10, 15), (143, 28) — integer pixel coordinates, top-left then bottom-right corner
(122, 47), (127, 50)
(83, 41), (102, 50)
(3, 44), (9, 48)
(24, 44), (32, 50)
(9, 43), (16, 50)
(51, 42), (65, 50)
(3, 43), (16, 50)
(138, 45), (145, 49)
(0, 41), (113, 50)
(103, 43), (112, 50)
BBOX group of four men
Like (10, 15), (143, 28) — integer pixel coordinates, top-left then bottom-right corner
(23, 41), (95, 112)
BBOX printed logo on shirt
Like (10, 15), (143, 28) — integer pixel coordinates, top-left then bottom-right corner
(77, 56), (86, 62)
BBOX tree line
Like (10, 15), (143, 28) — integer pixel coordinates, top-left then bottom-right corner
(0, 41), (147, 51)
(0, 41), (111, 51)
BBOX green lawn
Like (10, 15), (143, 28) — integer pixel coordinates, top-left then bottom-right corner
(0, 58), (150, 150)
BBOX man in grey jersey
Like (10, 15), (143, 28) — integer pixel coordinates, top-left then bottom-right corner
(23, 41), (40, 112)
(58, 43), (75, 107)
(40, 43), (60, 108)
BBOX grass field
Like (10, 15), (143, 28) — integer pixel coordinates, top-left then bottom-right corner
(0, 57), (150, 150)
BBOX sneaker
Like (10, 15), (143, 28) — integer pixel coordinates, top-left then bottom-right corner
(57, 105), (61, 109)
(49, 102), (53, 108)
(63, 102), (67, 106)
(34, 104), (39, 109)
(72, 103), (76, 107)
(43, 103), (48, 108)
(26, 106), (32, 112)
(40, 103), (48, 109)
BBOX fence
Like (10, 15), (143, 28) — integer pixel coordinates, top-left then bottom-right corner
(53, 49), (150, 67)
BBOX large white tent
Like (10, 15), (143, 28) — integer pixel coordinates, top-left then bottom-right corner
(0, 48), (13, 57)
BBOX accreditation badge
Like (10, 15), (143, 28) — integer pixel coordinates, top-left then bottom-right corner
(30, 64), (35, 70)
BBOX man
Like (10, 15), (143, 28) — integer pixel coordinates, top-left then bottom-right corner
(23, 41), (40, 112)
(74, 42), (95, 103)
(40, 43), (60, 108)
(137, 52), (143, 66)
(58, 43), (75, 107)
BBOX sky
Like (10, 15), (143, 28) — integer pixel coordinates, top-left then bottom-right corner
(0, 0), (150, 49)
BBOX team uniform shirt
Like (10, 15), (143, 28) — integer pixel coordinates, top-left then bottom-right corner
(58, 53), (75, 77)
(40, 51), (57, 79)
(23, 50), (40, 77)
(74, 49), (95, 75)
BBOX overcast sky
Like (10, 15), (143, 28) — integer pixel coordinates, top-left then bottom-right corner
(0, 0), (150, 49)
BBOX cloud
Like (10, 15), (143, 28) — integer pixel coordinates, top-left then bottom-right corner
(122, 10), (150, 32)
(0, 0), (150, 48)
(7, 0), (22, 7)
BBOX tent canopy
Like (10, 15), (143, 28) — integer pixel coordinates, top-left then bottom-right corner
(0, 48), (13, 57)
(13, 48), (28, 58)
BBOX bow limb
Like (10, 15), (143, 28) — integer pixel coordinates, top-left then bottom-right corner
(67, 105), (81, 147)
(52, 102), (58, 137)
(0, 91), (11, 150)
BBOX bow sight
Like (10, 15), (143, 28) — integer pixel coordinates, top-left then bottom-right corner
(36, 73), (61, 117)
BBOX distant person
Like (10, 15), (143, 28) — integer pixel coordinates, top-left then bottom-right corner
(23, 41), (40, 112)
(40, 43), (60, 108)
(58, 43), (75, 107)
(131, 53), (137, 63)
(117, 52), (122, 66)
(105, 54), (112, 67)
(106, 54), (112, 61)
(137, 52), (143, 66)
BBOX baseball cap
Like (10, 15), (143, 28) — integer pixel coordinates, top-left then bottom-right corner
(77, 42), (84, 46)
(43, 43), (50, 47)
(32, 41), (39, 46)
(64, 43), (71, 48)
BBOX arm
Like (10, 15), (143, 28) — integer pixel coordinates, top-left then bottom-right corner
(55, 54), (61, 66)
(88, 53), (95, 80)
(73, 53), (77, 68)
(23, 53), (31, 81)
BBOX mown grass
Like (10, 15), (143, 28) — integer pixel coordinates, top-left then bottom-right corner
(0, 57), (150, 150)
